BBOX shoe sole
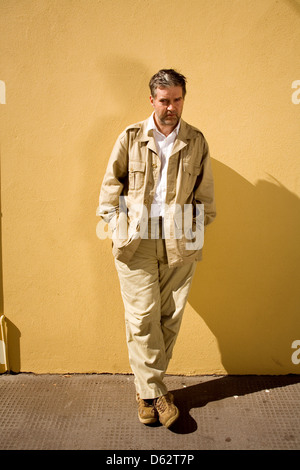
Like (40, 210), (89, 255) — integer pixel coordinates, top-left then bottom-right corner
(138, 413), (158, 425)
(161, 408), (180, 428)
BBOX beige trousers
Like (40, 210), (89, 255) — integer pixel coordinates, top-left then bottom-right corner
(115, 231), (196, 399)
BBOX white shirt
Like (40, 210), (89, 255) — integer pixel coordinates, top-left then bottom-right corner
(147, 113), (180, 217)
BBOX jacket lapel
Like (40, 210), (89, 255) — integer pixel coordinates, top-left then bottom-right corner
(133, 118), (158, 155)
(169, 119), (189, 157)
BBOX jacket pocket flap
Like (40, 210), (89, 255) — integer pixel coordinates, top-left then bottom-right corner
(183, 161), (201, 175)
(129, 161), (146, 172)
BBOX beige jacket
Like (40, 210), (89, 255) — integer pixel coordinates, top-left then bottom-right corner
(97, 116), (216, 267)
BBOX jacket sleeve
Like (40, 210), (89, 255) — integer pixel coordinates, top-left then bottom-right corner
(96, 131), (129, 229)
(194, 138), (216, 226)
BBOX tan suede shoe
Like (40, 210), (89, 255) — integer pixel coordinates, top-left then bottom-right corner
(154, 392), (179, 428)
(136, 394), (158, 424)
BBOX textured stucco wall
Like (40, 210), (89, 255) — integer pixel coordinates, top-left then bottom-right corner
(0, 0), (299, 374)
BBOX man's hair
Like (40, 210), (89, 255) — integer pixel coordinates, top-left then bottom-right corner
(149, 69), (187, 98)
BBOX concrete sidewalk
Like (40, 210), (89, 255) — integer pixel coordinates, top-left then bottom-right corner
(0, 373), (299, 450)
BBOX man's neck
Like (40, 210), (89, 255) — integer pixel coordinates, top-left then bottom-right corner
(153, 114), (178, 137)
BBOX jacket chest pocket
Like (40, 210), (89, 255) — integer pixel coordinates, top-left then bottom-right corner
(182, 161), (201, 194)
(129, 160), (146, 191)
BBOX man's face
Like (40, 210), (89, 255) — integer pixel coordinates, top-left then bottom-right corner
(150, 86), (184, 131)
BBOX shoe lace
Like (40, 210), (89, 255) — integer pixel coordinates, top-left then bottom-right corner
(154, 394), (171, 413)
(137, 394), (154, 408)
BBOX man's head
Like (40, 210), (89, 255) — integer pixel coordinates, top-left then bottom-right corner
(149, 69), (187, 99)
(149, 69), (187, 134)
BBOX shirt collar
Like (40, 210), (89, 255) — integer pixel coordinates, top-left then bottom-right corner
(147, 112), (181, 137)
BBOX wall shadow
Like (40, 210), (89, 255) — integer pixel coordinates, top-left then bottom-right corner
(284, 0), (300, 16)
(2, 317), (21, 373)
(189, 159), (300, 374)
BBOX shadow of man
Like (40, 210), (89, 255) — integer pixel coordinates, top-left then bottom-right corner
(169, 375), (300, 434)
(188, 159), (300, 375)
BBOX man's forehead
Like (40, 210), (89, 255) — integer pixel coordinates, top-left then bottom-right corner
(155, 86), (183, 97)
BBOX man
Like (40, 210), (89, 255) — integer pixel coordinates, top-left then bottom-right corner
(97, 69), (216, 428)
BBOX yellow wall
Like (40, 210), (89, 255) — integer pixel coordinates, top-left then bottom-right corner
(0, 0), (299, 374)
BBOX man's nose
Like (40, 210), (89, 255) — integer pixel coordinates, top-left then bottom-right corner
(167, 103), (175, 111)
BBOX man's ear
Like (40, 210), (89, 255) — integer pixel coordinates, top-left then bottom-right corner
(149, 95), (154, 107)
